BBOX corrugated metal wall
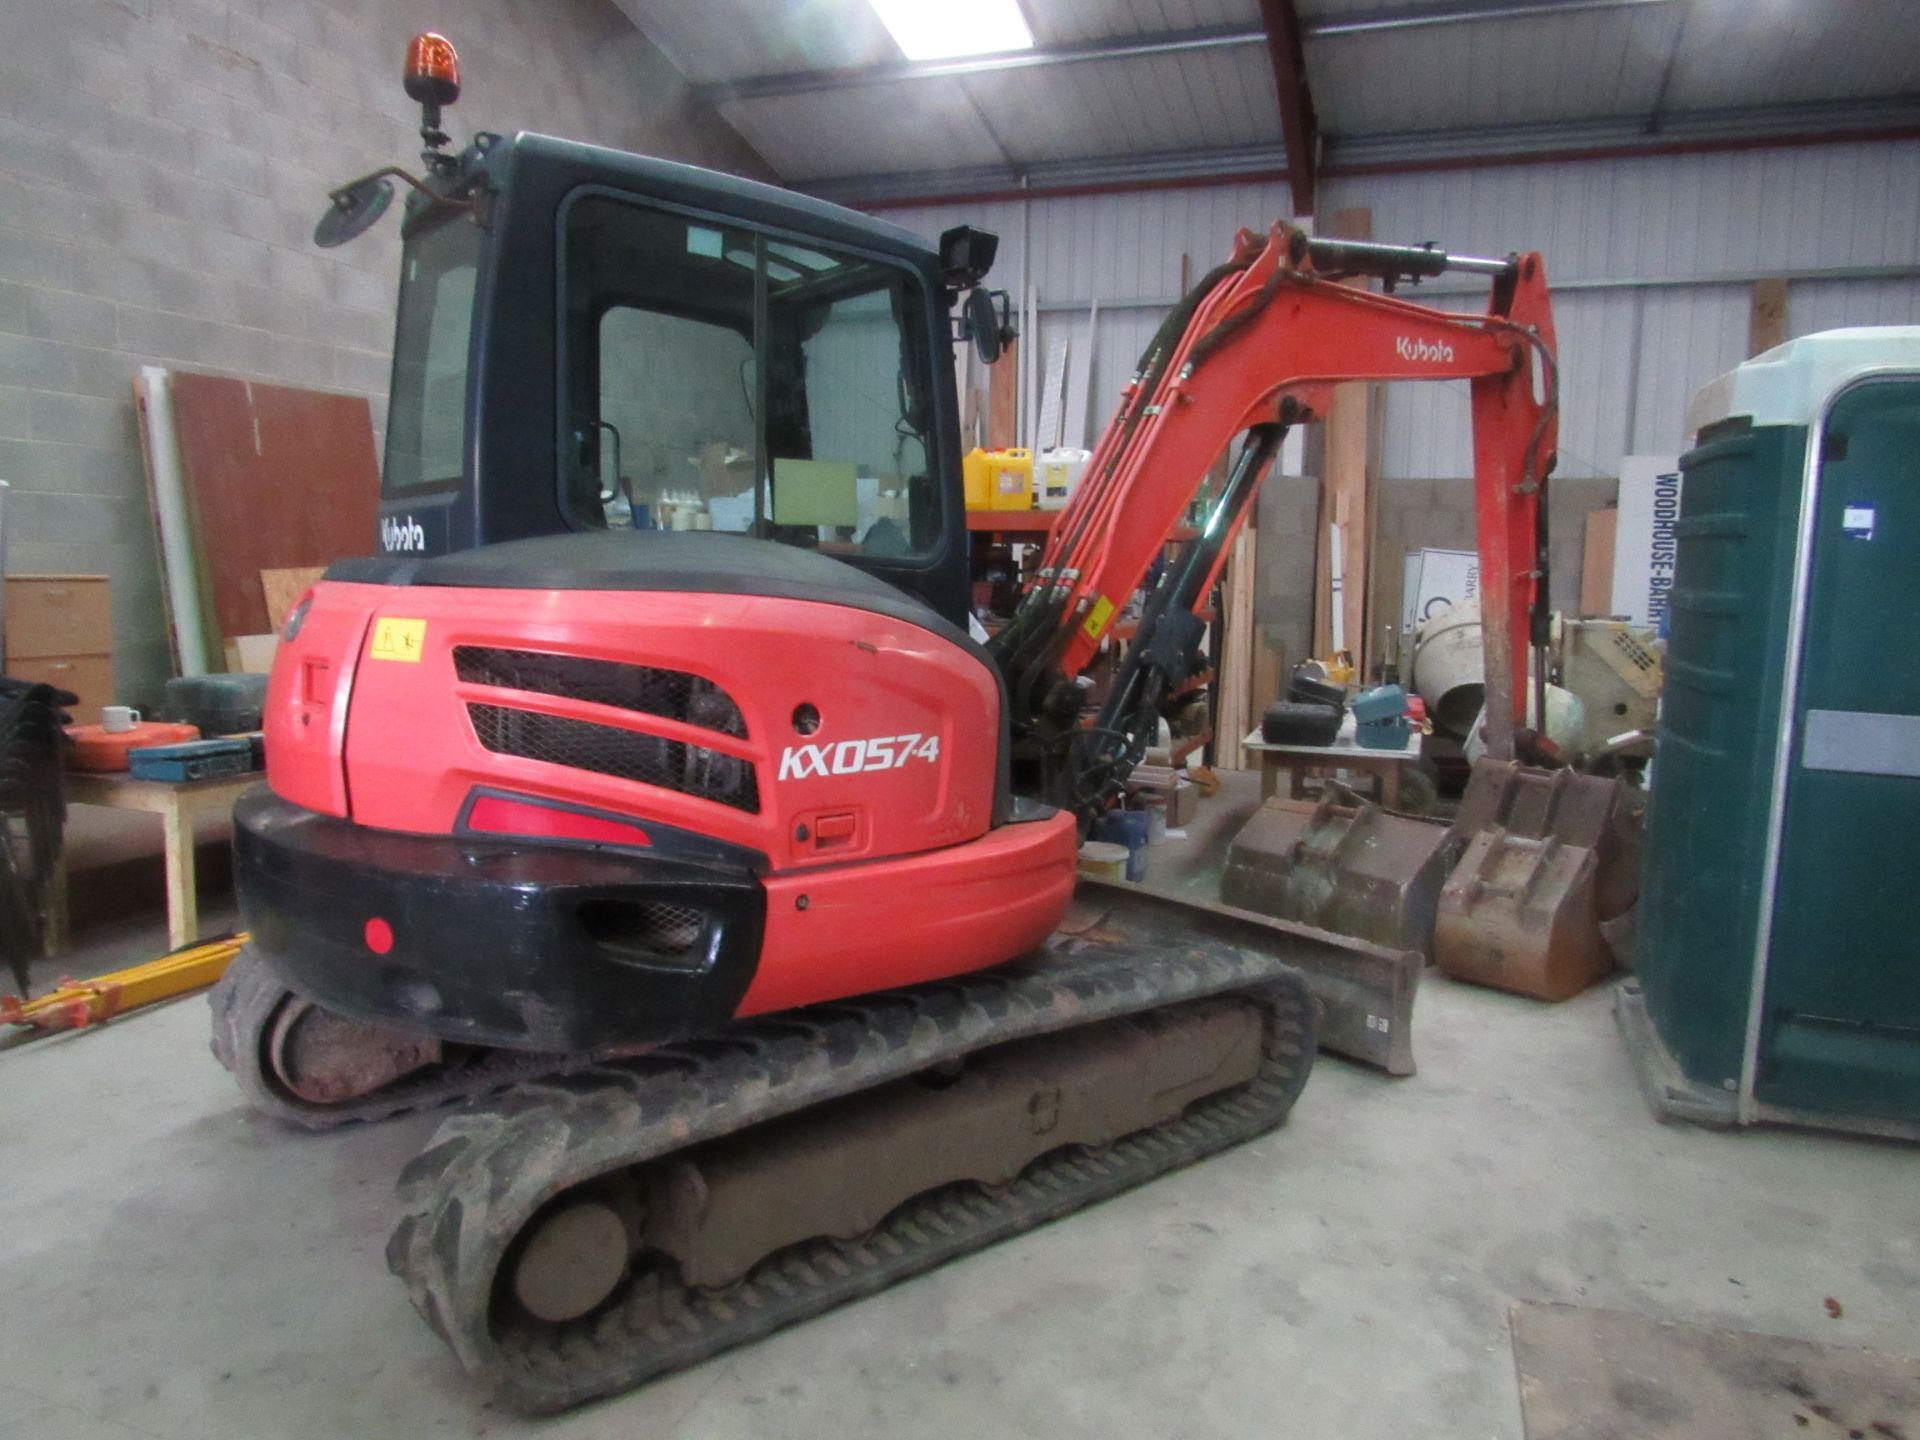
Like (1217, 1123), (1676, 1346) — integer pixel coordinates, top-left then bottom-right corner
(878, 139), (1920, 479)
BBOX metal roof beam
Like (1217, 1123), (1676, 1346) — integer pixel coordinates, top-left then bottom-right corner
(1321, 94), (1920, 169)
(798, 97), (1917, 209)
(1258, 0), (1318, 215)
(1310, 0), (1672, 38)
(692, 0), (1678, 109)
(692, 27), (1263, 105)
(800, 144), (1290, 207)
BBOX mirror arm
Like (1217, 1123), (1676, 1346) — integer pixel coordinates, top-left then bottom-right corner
(325, 165), (477, 214)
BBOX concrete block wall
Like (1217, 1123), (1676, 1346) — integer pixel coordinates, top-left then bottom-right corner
(0, 0), (771, 704)
(1249, 471), (1620, 692)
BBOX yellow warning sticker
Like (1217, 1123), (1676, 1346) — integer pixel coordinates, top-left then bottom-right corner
(369, 617), (427, 662)
(1081, 594), (1115, 643)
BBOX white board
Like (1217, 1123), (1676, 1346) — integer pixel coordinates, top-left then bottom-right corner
(1062, 303), (1094, 449)
(1036, 336), (1068, 453)
(1610, 454), (1683, 630)
(1401, 547), (1479, 633)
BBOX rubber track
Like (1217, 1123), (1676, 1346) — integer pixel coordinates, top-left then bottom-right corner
(208, 946), (580, 1129)
(387, 930), (1315, 1413)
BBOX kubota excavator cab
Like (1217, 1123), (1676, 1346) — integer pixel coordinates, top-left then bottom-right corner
(369, 128), (996, 626)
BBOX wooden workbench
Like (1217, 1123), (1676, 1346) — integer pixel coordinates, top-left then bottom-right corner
(1240, 714), (1424, 809)
(59, 769), (259, 951)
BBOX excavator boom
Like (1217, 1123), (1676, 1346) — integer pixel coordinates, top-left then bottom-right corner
(992, 223), (1558, 814)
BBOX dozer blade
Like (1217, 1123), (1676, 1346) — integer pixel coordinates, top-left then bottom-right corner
(1071, 877), (1420, 1077)
(386, 879), (1401, 1413)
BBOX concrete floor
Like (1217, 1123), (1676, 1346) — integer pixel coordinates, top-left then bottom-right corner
(4, 775), (1916, 1439)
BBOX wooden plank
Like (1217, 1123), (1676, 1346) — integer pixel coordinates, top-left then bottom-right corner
(260, 566), (326, 632)
(1580, 507), (1617, 615)
(1215, 527), (1258, 769)
(1317, 207), (1377, 672)
(986, 339), (1019, 450)
(1250, 624), (1283, 724)
(1748, 277), (1789, 357)
(168, 372), (380, 650)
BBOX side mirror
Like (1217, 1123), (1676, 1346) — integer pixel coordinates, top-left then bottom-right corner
(314, 175), (395, 248)
(961, 287), (1016, 366)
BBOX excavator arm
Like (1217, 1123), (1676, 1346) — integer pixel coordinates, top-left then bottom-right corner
(988, 221), (1558, 819)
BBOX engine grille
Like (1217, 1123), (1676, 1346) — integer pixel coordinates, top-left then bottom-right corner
(453, 647), (747, 738)
(467, 703), (759, 813)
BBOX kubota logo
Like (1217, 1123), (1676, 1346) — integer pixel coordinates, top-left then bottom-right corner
(779, 733), (940, 781)
(1394, 335), (1454, 364)
(381, 515), (426, 552)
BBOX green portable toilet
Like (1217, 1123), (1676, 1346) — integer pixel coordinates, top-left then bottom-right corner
(1618, 328), (1920, 1140)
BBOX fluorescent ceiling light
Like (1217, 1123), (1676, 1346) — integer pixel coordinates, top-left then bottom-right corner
(866, 0), (1033, 61)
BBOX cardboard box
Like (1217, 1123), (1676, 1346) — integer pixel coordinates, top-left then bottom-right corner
(5, 574), (111, 659)
(8, 654), (112, 725)
(1581, 507), (1617, 616)
(1129, 765), (1198, 829)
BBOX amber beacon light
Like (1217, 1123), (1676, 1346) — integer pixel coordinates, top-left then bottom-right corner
(404, 31), (462, 106)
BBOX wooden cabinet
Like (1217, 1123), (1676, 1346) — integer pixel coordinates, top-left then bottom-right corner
(5, 575), (113, 723)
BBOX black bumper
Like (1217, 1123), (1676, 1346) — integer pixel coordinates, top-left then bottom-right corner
(234, 789), (765, 1052)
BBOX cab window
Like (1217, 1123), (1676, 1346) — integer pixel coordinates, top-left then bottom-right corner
(561, 195), (938, 560)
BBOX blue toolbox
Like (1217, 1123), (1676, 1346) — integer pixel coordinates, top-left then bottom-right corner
(126, 737), (259, 783)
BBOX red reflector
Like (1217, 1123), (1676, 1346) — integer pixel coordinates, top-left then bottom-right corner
(466, 795), (652, 848)
(364, 917), (395, 955)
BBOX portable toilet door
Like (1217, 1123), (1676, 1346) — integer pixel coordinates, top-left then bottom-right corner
(1746, 356), (1920, 1135)
(1624, 328), (1920, 1140)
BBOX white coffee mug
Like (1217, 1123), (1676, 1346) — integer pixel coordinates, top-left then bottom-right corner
(101, 705), (141, 733)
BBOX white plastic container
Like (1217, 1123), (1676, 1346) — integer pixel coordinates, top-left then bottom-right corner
(1036, 448), (1091, 510)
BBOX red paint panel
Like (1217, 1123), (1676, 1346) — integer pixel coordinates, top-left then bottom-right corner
(465, 794), (652, 847)
(743, 808), (1079, 1017)
(326, 584), (1000, 866)
(263, 581), (375, 819)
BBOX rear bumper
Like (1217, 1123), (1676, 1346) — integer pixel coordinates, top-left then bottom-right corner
(234, 788), (764, 1052)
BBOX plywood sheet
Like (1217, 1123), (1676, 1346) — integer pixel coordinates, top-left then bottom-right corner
(1512, 1301), (1920, 1440)
(1749, 277), (1789, 357)
(169, 373), (379, 645)
(260, 567), (326, 632)
(987, 339), (1019, 451)
(1580, 507), (1617, 616)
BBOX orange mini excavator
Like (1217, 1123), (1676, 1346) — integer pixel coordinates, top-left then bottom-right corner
(213, 34), (1557, 1411)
